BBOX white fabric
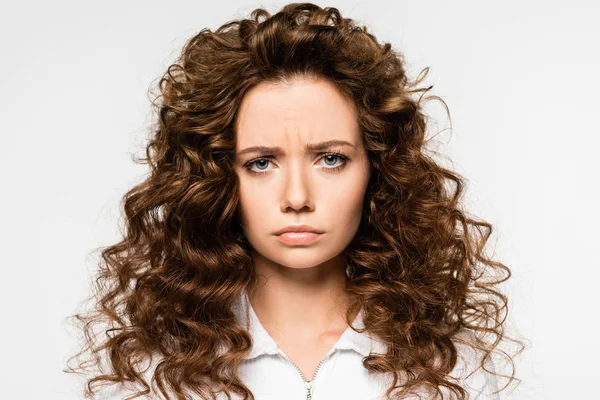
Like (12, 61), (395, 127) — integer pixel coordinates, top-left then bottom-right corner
(96, 288), (501, 399)
(231, 288), (501, 400)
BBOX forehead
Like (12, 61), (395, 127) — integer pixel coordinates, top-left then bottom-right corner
(235, 77), (361, 149)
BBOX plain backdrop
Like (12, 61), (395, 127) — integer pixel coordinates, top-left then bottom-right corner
(1, 1), (598, 399)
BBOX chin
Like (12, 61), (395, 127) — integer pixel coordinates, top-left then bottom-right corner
(265, 248), (342, 269)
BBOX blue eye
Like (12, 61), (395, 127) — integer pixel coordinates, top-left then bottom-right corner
(253, 159), (270, 171)
(244, 152), (350, 175)
(321, 154), (343, 167)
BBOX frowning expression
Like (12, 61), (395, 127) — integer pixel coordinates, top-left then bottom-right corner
(234, 77), (371, 270)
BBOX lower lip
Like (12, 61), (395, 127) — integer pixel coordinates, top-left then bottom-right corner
(276, 232), (322, 245)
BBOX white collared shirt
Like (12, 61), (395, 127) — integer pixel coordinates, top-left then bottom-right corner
(97, 288), (501, 399)
(231, 288), (501, 400)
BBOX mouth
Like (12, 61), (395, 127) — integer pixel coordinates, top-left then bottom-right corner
(275, 231), (323, 245)
(274, 224), (324, 236)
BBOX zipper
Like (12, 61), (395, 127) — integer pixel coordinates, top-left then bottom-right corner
(277, 348), (334, 400)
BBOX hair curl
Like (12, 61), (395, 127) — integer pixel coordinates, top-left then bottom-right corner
(65, 3), (524, 399)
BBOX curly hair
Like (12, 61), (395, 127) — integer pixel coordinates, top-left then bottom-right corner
(65, 3), (524, 399)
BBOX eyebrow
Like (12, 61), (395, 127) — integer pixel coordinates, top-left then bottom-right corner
(236, 140), (356, 156)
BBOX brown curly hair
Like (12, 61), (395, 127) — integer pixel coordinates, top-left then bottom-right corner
(65, 3), (524, 399)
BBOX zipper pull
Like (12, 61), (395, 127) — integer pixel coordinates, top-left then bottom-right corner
(305, 380), (313, 400)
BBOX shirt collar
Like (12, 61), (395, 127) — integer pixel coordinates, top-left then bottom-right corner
(231, 287), (387, 360)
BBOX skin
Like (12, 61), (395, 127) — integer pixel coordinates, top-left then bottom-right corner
(233, 76), (371, 378)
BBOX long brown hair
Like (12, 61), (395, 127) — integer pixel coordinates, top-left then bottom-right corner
(65, 3), (524, 399)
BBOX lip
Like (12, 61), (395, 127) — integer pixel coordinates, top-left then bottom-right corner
(276, 231), (322, 245)
(274, 224), (324, 235)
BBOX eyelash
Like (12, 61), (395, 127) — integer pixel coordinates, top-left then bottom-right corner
(243, 151), (350, 175)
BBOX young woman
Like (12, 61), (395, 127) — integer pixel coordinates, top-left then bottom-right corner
(66, 3), (522, 399)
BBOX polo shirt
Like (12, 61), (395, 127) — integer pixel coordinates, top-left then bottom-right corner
(96, 288), (501, 399)
(232, 288), (501, 400)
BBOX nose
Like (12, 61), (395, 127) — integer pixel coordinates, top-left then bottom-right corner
(280, 161), (314, 213)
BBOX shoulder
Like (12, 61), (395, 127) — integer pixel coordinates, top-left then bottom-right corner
(372, 330), (503, 400)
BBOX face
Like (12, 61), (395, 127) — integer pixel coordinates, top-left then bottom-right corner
(234, 76), (371, 271)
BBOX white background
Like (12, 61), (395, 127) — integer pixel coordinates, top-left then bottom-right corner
(1, 1), (598, 399)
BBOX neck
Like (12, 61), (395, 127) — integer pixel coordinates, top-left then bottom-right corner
(247, 252), (354, 339)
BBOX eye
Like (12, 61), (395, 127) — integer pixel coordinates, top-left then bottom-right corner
(243, 152), (350, 175)
(318, 153), (347, 170)
(250, 158), (271, 172)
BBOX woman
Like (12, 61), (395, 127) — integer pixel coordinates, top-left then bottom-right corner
(65, 3), (522, 399)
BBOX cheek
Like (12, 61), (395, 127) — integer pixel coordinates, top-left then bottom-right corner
(332, 187), (365, 217)
(237, 179), (267, 231)
(236, 178), (249, 223)
(325, 177), (368, 222)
